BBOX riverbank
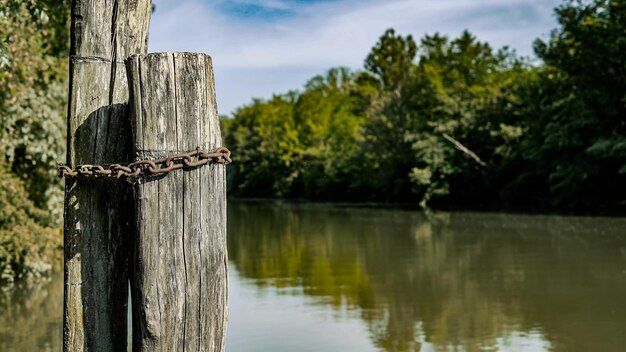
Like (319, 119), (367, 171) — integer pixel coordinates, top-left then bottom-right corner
(228, 197), (626, 218)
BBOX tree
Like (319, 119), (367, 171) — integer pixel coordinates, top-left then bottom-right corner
(224, 68), (367, 200)
(360, 29), (419, 201)
(509, 0), (626, 209)
(225, 94), (302, 197)
(0, 0), (69, 283)
(293, 68), (365, 199)
(0, 162), (59, 285)
(406, 32), (531, 207)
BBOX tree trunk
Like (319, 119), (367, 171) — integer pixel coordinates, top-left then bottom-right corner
(63, 1), (152, 351)
(126, 52), (228, 352)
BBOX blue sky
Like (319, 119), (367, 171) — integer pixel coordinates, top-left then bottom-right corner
(149, 0), (563, 115)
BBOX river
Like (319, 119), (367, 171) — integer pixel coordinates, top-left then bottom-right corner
(2, 201), (626, 351)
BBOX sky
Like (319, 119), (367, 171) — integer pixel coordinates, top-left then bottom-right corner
(149, 0), (563, 115)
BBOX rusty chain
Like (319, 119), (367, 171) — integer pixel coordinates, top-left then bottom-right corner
(58, 147), (231, 179)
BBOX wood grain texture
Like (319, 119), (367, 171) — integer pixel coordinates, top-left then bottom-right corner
(126, 52), (228, 352)
(63, 1), (152, 351)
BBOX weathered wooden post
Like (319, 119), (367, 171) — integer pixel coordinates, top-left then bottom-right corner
(126, 52), (228, 351)
(62, 3), (229, 350)
(63, 0), (152, 351)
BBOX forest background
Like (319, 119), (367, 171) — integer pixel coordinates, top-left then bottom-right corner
(1, 0), (625, 284)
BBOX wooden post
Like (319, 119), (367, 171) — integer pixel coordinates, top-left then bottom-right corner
(63, 1), (152, 351)
(126, 53), (228, 351)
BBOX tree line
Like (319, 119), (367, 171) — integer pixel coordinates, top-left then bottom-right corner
(223, 0), (626, 212)
(0, 0), (624, 285)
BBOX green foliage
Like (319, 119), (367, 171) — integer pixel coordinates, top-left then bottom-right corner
(516, 0), (626, 208)
(226, 68), (366, 200)
(225, 94), (302, 197)
(0, 161), (60, 286)
(359, 30), (419, 201)
(0, 0), (68, 213)
(0, 0), (69, 284)
(224, 0), (626, 211)
(365, 28), (417, 92)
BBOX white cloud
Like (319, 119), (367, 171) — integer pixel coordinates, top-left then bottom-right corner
(149, 0), (562, 114)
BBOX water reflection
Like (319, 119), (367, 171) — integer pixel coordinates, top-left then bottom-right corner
(1, 202), (625, 351)
(0, 273), (62, 351)
(228, 201), (626, 352)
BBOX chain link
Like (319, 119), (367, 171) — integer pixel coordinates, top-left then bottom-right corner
(58, 147), (232, 179)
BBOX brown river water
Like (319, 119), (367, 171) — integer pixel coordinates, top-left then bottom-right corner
(2, 200), (626, 351)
